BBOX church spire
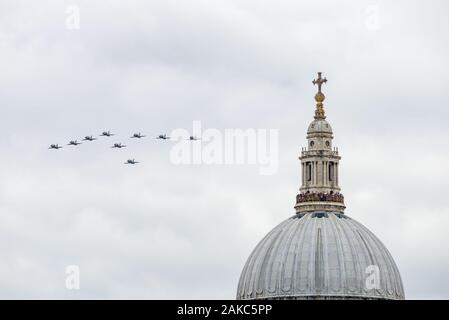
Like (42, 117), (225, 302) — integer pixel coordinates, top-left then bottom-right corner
(312, 72), (327, 120)
(295, 72), (345, 214)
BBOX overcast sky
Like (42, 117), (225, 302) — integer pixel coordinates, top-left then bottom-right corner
(1, 0), (449, 299)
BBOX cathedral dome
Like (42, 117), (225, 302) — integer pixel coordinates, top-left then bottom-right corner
(307, 119), (333, 135)
(236, 212), (404, 300)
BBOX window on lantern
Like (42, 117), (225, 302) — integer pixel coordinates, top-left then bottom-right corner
(307, 162), (312, 181)
(328, 162), (334, 181)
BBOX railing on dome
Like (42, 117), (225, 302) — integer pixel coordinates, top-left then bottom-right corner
(296, 192), (344, 204)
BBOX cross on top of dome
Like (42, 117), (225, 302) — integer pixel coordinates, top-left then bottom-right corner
(312, 72), (327, 93)
(312, 72), (327, 120)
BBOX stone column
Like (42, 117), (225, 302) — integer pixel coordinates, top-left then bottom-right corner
(336, 162), (339, 186)
(322, 161), (325, 185)
(324, 161), (327, 186)
(302, 163), (305, 186)
(333, 163), (337, 185)
(311, 162), (315, 185)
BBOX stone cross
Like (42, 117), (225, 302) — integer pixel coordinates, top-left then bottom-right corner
(312, 72), (327, 93)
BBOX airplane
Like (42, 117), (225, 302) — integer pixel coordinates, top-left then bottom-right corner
(83, 136), (97, 141)
(48, 144), (62, 149)
(111, 143), (126, 148)
(100, 131), (114, 137)
(131, 133), (146, 138)
(188, 136), (200, 141)
(124, 159), (139, 164)
(156, 134), (170, 140)
(68, 140), (82, 146)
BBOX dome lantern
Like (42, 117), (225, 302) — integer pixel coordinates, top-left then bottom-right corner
(297, 73), (345, 214)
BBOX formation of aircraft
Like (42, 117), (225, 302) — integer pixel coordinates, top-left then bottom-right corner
(49, 130), (201, 164)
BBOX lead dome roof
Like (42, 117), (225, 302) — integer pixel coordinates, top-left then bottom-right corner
(237, 212), (404, 300)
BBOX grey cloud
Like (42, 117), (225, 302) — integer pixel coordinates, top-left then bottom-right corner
(0, 0), (448, 299)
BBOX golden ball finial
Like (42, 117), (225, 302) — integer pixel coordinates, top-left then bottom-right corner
(315, 92), (325, 103)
